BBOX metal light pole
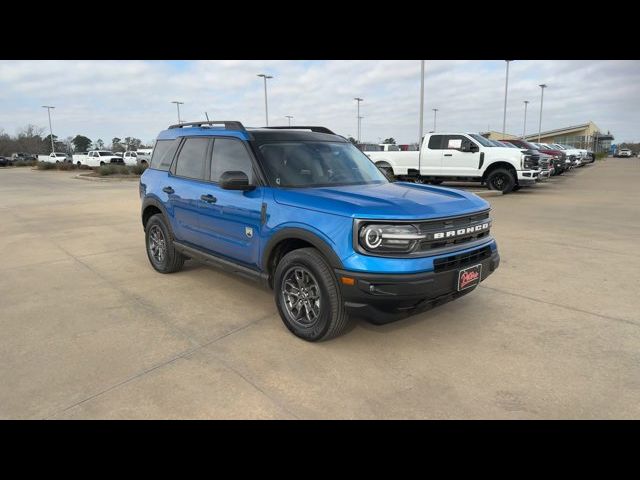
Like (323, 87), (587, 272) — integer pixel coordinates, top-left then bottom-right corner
(522, 100), (529, 138)
(171, 101), (184, 124)
(358, 116), (364, 142)
(42, 106), (55, 153)
(354, 97), (363, 143)
(257, 74), (273, 126)
(419, 60), (425, 145)
(538, 84), (547, 143)
(432, 108), (439, 132)
(285, 115), (293, 126)
(502, 60), (512, 138)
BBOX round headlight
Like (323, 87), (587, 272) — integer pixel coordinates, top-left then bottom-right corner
(362, 226), (383, 249)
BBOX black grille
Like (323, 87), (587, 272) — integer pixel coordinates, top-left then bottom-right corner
(433, 246), (492, 273)
(416, 211), (491, 252)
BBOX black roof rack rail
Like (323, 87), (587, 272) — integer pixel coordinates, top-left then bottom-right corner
(168, 121), (246, 131)
(261, 126), (336, 135)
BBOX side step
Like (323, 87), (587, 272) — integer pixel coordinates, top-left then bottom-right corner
(173, 242), (269, 286)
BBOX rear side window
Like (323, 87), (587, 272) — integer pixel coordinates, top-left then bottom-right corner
(210, 138), (254, 183)
(150, 139), (179, 171)
(175, 137), (209, 180)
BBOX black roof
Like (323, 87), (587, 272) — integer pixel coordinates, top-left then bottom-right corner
(247, 128), (347, 143)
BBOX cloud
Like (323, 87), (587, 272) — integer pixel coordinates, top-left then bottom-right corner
(0, 60), (638, 145)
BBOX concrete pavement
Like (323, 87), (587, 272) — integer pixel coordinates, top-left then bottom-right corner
(0, 159), (638, 419)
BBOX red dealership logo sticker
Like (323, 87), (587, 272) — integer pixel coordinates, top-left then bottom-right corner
(457, 264), (482, 291)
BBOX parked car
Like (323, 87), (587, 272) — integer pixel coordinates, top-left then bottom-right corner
(11, 152), (36, 162)
(501, 139), (564, 176)
(46, 152), (73, 163)
(359, 143), (383, 152)
(547, 144), (584, 166)
(616, 148), (633, 158)
(136, 148), (153, 166)
(530, 142), (573, 170)
(0, 156), (10, 167)
(80, 150), (125, 167)
(552, 144), (593, 164)
(122, 151), (142, 166)
(366, 132), (540, 193)
(140, 121), (501, 341)
(487, 140), (550, 179)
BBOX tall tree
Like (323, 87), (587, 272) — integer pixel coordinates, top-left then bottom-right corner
(72, 135), (92, 153)
(347, 136), (358, 145)
(382, 137), (396, 144)
(95, 139), (105, 150)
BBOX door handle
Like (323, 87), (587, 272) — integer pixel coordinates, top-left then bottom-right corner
(200, 194), (217, 204)
(444, 154), (453, 157)
(162, 186), (174, 194)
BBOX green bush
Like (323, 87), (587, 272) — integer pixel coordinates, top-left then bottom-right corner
(596, 152), (608, 160)
(58, 162), (77, 171)
(97, 164), (131, 176)
(130, 164), (148, 175)
(36, 161), (56, 170)
(13, 159), (37, 167)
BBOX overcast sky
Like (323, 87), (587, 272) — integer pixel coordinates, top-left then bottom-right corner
(1, 60), (638, 146)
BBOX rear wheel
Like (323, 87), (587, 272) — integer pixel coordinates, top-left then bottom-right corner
(145, 214), (185, 274)
(100, 161), (105, 166)
(486, 168), (516, 193)
(274, 248), (351, 342)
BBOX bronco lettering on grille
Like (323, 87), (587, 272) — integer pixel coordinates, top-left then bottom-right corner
(433, 222), (490, 240)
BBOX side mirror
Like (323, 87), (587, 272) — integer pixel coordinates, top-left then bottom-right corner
(460, 143), (479, 153)
(219, 171), (255, 191)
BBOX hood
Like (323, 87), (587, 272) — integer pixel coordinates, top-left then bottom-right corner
(273, 181), (489, 220)
(489, 147), (523, 159)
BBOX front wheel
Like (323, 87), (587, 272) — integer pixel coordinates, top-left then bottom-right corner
(486, 168), (516, 193)
(274, 248), (351, 342)
(145, 214), (185, 274)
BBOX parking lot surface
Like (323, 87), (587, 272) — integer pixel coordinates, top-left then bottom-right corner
(1, 159), (639, 419)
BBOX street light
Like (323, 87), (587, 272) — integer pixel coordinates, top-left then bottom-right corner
(419, 60), (425, 146)
(502, 60), (513, 138)
(171, 101), (184, 124)
(41, 106), (55, 154)
(537, 84), (547, 143)
(432, 108), (439, 132)
(354, 97), (363, 143)
(285, 115), (294, 126)
(358, 116), (364, 142)
(257, 74), (273, 126)
(522, 100), (529, 139)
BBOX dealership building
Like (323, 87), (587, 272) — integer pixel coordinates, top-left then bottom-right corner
(482, 121), (614, 152)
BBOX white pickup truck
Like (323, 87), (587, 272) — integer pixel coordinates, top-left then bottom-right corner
(122, 149), (152, 166)
(77, 150), (124, 167)
(366, 132), (540, 193)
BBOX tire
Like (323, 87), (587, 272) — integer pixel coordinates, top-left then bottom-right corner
(486, 168), (516, 193)
(274, 247), (351, 342)
(141, 160), (148, 167)
(76, 161), (81, 166)
(511, 185), (521, 192)
(100, 161), (105, 166)
(145, 214), (185, 274)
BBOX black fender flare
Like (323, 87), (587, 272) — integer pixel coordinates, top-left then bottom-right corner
(141, 197), (177, 240)
(262, 227), (344, 272)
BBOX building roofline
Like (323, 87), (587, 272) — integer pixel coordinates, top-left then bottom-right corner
(524, 122), (600, 139)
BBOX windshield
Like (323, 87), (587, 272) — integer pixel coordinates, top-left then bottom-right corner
(467, 134), (494, 147)
(98, 151), (115, 156)
(259, 141), (388, 188)
(55, 153), (67, 157)
(498, 141), (518, 148)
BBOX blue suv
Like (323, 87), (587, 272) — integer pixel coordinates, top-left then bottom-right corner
(140, 121), (500, 341)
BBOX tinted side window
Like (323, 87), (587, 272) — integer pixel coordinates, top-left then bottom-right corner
(428, 135), (444, 149)
(210, 138), (254, 183)
(150, 139), (179, 171)
(175, 137), (209, 179)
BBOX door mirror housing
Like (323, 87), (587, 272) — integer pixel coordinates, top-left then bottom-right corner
(219, 171), (255, 191)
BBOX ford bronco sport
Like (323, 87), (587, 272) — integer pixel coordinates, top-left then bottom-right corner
(140, 121), (500, 341)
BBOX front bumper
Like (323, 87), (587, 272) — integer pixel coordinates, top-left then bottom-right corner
(335, 248), (500, 324)
(517, 170), (539, 186)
